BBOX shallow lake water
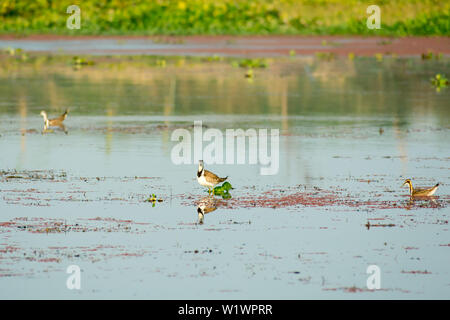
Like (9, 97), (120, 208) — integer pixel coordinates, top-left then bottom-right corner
(0, 54), (449, 299)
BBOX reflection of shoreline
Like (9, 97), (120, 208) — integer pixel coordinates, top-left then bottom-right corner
(392, 117), (408, 176)
(2, 56), (448, 122)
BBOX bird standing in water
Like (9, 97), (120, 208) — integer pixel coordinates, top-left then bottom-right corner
(40, 109), (69, 134)
(197, 160), (227, 195)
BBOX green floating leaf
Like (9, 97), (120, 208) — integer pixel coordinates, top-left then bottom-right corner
(145, 193), (163, 204)
(430, 74), (448, 89)
(212, 182), (233, 199)
(72, 56), (95, 66)
(221, 182), (233, 191)
(213, 186), (224, 194)
(238, 58), (267, 69)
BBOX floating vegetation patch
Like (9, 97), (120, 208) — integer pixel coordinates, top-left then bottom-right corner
(72, 56), (95, 67)
(0, 217), (154, 235)
(207, 55), (223, 62)
(219, 187), (448, 211)
(236, 58), (268, 68)
(2, 47), (28, 61)
(421, 50), (442, 60)
(430, 74), (448, 91)
(213, 182), (233, 199)
(0, 169), (67, 181)
(144, 194), (164, 207)
(156, 59), (166, 67)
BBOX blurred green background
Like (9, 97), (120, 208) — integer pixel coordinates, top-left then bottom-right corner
(0, 0), (449, 36)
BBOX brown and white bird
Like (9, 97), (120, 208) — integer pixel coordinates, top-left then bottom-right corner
(197, 160), (227, 194)
(402, 179), (439, 197)
(40, 109), (69, 133)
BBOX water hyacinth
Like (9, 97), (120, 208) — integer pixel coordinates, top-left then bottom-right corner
(213, 182), (233, 199)
(430, 74), (449, 92)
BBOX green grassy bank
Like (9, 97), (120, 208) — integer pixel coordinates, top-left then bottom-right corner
(0, 0), (449, 36)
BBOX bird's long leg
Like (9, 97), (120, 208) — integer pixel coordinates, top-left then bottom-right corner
(60, 124), (68, 135)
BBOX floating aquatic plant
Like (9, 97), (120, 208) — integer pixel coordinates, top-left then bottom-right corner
(72, 56), (95, 67)
(421, 51), (443, 60)
(144, 194), (163, 207)
(156, 59), (166, 67)
(3, 47), (28, 61)
(213, 182), (233, 199)
(422, 51), (433, 60)
(238, 58), (267, 69)
(207, 55), (222, 62)
(430, 74), (448, 92)
(4, 47), (22, 56)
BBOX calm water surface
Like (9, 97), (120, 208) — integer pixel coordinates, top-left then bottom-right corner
(0, 55), (449, 298)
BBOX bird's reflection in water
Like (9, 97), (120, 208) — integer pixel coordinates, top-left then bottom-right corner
(405, 195), (438, 210)
(197, 196), (218, 225)
(42, 124), (68, 134)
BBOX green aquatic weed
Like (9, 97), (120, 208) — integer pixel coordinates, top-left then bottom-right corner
(145, 194), (163, 207)
(238, 58), (267, 69)
(213, 182), (233, 199)
(72, 56), (95, 66)
(156, 59), (166, 67)
(430, 74), (449, 92)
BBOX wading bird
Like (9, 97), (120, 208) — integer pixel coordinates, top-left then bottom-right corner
(402, 179), (439, 197)
(40, 109), (69, 134)
(197, 160), (227, 195)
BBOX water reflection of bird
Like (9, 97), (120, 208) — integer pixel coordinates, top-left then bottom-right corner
(197, 160), (227, 194)
(402, 179), (439, 197)
(405, 196), (438, 210)
(197, 196), (218, 225)
(40, 110), (69, 134)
